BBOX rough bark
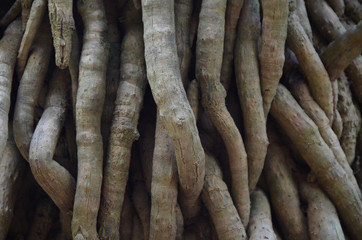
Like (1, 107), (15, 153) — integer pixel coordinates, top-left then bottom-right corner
(300, 181), (345, 240)
(202, 153), (247, 240)
(259, 0), (288, 117)
(17, 0), (47, 78)
(220, 0), (244, 90)
(13, 22), (52, 161)
(337, 73), (362, 165)
(99, 22), (146, 240)
(72, 0), (109, 239)
(29, 69), (75, 215)
(264, 127), (309, 240)
(0, 19), (22, 160)
(321, 21), (362, 81)
(48, 0), (75, 69)
(305, 0), (362, 106)
(142, 0), (205, 220)
(287, 72), (352, 173)
(149, 115), (178, 240)
(247, 189), (277, 240)
(332, 80), (343, 139)
(235, 0), (268, 194)
(270, 84), (362, 239)
(0, 128), (24, 240)
(197, 0), (251, 225)
(287, 13), (333, 122)
(175, 0), (192, 85)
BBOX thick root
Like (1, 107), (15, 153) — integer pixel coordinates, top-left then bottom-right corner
(72, 0), (109, 238)
(0, 128), (24, 240)
(29, 69), (75, 214)
(48, 0), (75, 69)
(270, 84), (362, 239)
(142, 0), (205, 219)
(0, 19), (22, 160)
(149, 115), (179, 240)
(300, 181), (345, 240)
(247, 189), (277, 240)
(287, 12), (333, 122)
(17, 0), (47, 78)
(337, 73), (362, 165)
(197, 0), (250, 225)
(321, 21), (362, 81)
(220, 0), (244, 90)
(235, 0), (268, 194)
(202, 154), (247, 240)
(13, 22), (52, 161)
(259, 0), (288, 117)
(264, 126), (309, 240)
(98, 21), (146, 239)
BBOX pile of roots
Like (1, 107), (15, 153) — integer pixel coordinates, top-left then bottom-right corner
(0, 0), (362, 239)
